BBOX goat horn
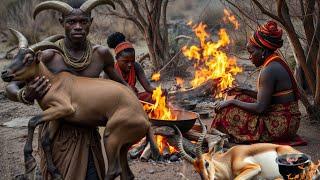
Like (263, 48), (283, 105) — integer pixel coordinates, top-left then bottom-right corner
(80, 0), (115, 14)
(173, 125), (195, 164)
(29, 41), (63, 55)
(42, 34), (65, 42)
(9, 28), (28, 48)
(33, 1), (73, 19)
(195, 118), (207, 157)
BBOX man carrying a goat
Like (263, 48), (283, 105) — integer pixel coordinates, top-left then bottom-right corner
(4, 0), (131, 179)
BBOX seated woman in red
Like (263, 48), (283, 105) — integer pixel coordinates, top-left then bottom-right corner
(107, 32), (164, 103)
(211, 21), (301, 143)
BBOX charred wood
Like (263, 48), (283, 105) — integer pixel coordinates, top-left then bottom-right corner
(169, 79), (218, 100)
(129, 138), (147, 159)
(140, 143), (151, 162)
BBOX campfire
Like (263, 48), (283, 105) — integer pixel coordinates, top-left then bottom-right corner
(134, 18), (240, 162)
(135, 83), (226, 161)
(142, 85), (179, 157)
(181, 22), (242, 97)
(143, 85), (177, 120)
(156, 135), (178, 155)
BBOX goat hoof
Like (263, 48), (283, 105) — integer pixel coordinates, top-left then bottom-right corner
(25, 156), (36, 173)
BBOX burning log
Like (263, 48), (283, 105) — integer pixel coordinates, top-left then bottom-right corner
(140, 142), (151, 162)
(128, 138), (147, 159)
(169, 79), (218, 100)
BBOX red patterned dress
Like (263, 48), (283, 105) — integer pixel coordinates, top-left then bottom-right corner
(211, 54), (301, 143)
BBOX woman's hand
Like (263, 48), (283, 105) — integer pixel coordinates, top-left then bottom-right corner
(214, 100), (234, 112)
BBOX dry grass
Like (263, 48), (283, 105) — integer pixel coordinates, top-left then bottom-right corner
(89, 11), (143, 46)
(1, 0), (63, 46)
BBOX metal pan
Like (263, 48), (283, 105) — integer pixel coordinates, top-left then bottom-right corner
(149, 110), (199, 133)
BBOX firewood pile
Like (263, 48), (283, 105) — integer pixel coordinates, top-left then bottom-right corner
(128, 125), (228, 162)
(168, 79), (218, 100)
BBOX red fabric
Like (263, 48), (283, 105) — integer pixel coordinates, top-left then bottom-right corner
(211, 94), (301, 143)
(259, 21), (282, 38)
(115, 42), (134, 55)
(250, 20), (283, 50)
(274, 135), (307, 146)
(114, 62), (138, 93)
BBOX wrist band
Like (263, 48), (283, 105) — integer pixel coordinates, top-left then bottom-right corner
(18, 88), (34, 105)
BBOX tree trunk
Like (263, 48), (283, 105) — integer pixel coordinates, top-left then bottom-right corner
(286, 31), (316, 94)
(105, 0), (171, 71)
(315, 43), (320, 105)
(302, 0), (318, 79)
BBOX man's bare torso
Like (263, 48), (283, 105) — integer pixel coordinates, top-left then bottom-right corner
(42, 45), (113, 78)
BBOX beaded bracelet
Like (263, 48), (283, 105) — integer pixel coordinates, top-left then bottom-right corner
(17, 88), (34, 105)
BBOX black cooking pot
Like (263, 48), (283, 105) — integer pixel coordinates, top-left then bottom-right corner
(149, 110), (199, 133)
(276, 153), (311, 180)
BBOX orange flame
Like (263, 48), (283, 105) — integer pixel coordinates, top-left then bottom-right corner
(156, 135), (178, 155)
(143, 86), (177, 120)
(223, 9), (240, 30)
(182, 22), (242, 97)
(176, 77), (184, 88)
(151, 72), (161, 81)
(284, 161), (320, 180)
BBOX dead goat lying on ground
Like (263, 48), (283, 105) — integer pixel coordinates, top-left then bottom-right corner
(1, 29), (159, 180)
(175, 120), (320, 180)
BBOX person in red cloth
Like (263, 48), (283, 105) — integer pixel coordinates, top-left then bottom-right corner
(107, 32), (166, 103)
(211, 21), (301, 143)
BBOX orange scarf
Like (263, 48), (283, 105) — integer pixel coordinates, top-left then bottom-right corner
(114, 62), (138, 93)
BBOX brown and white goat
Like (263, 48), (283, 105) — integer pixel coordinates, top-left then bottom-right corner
(1, 29), (158, 180)
(175, 120), (319, 180)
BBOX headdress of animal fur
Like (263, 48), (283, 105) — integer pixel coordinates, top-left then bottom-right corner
(33, 0), (115, 19)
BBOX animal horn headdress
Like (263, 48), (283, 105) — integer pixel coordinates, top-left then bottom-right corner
(33, 0), (115, 19)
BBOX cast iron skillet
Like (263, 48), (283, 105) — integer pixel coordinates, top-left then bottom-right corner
(149, 110), (199, 133)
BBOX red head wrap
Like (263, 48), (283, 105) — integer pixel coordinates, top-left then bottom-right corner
(249, 21), (283, 50)
(114, 41), (134, 55)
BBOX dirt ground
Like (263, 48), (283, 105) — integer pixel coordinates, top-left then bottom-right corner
(0, 55), (320, 180)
